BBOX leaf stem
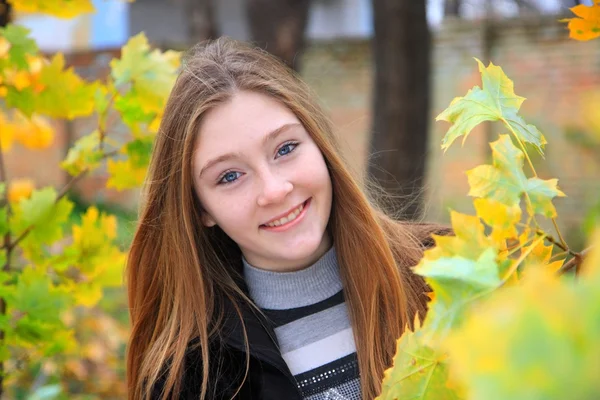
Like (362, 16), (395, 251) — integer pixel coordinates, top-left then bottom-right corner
(557, 246), (593, 276)
(500, 235), (545, 286)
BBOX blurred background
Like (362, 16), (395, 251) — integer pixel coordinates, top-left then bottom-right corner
(9, 0), (600, 251)
(2, 0), (600, 395)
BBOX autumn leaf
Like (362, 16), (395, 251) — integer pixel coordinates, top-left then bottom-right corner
(10, 187), (74, 251)
(13, 114), (54, 149)
(561, 1), (600, 41)
(377, 328), (460, 400)
(446, 268), (600, 400)
(9, 0), (95, 19)
(61, 131), (104, 176)
(106, 158), (148, 190)
(427, 211), (498, 261)
(467, 135), (565, 218)
(437, 59), (546, 153)
(474, 198), (521, 243)
(416, 248), (500, 340)
(34, 54), (98, 119)
(0, 25), (38, 70)
(8, 178), (34, 203)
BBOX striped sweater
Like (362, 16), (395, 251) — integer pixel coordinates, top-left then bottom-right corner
(243, 247), (361, 400)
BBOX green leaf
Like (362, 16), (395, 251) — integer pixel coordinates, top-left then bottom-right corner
(467, 135), (565, 218)
(0, 25), (38, 69)
(124, 137), (154, 168)
(10, 187), (74, 249)
(437, 59), (546, 153)
(36, 54), (98, 119)
(106, 158), (148, 190)
(110, 33), (180, 103)
(377, 329), (460, 400)
(447, 269), (600, 400)
(8, 267), (70, 324)
(61, 130), (104, 176)
(416, 248), (500, 339)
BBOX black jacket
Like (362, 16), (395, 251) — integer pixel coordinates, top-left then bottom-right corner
(152, 285), (304, 400)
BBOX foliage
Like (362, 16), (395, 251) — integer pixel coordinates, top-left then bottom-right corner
(562, 0), (600, 41)
(0, 3), (179, 398)
(377, 11), (600, 398)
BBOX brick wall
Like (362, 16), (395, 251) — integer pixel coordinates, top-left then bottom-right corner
(8, 15), (600, 241)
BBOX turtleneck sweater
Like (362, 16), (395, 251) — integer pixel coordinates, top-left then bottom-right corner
(243, 247), (361, 400)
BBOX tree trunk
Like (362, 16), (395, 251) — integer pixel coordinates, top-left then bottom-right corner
(0, 0), (11, 26)
(185, 0), (218, 44)
(444, 0), (461, 17)
(245, 0), (312, 71)
(369, 0), (430, 220)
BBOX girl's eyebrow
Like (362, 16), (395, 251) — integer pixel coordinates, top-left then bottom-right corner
(199, 123), (302, 178)
(199, 151), (243, 178)
(261, 122), (302, 146)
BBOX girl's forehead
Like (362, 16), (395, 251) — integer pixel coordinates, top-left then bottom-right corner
(195, 91), (302, 150)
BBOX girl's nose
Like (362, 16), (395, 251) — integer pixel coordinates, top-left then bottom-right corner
(257, 171), (293, 207)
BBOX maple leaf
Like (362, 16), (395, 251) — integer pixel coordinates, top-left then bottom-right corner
(446, 268), (600, 400)
(474, 198), (521, 243)
(377, 328), (460, 400)
(561, 1), (600, 41)
(8, 178), (34, 203)
(0, 25), (38, 70)
(61, 130), (104, 176)
(10, 0), (95, 19)
(106, 159), (147, 191)
(110, 33), (180, 109)
(427, 211), (498, 261)
(416, 248), (500, 340)
(467, 135), (565, 218)
(437, 59), (546, 153)
(10, 187), (74, 250)
(35, 54), (98, 119)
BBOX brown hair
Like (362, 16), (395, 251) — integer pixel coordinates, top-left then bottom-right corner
(126, 37), (446, 400)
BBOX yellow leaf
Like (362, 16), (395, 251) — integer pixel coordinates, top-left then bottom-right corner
(0, 111), (15, 151)
(10, 0), (95, 19)
(0, 36), (11, 58)
(562, 1), (600, 41)
(426, 211), (497, 262)
(106, 158), (147, 190)
(8, 178), (35, 203)
(14, 114), (54, 149)
(474, 198), (521, 243)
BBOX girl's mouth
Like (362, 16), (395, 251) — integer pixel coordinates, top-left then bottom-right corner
(260, 198), (311, 232)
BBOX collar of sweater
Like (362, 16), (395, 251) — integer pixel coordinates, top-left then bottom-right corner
(242, 246), (341, 310)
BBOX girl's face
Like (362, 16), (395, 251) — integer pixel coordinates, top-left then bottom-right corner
(192, 91), (333, 272)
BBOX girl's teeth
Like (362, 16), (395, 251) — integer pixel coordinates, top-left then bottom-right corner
(265, 202), (305, 227)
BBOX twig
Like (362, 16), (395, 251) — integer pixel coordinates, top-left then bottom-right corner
(557, 247), (593, 276)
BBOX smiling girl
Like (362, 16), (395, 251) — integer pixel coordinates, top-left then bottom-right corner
(126, 37), (448, 400)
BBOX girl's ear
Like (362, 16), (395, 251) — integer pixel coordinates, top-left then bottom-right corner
(201, 212), (217, 227)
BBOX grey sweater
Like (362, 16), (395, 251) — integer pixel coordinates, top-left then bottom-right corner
(243, 247), (361, 400)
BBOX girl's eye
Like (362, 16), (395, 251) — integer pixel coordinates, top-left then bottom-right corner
(218, 171), (242, 185)
(276, 142), (298, 158)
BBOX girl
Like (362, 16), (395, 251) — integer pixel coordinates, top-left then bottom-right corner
(126, 37), (448, 400)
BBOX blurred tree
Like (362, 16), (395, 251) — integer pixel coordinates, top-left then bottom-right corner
(0, 0), (11, 26)
(369, 0), (430, 220)
(444, 0), (462, 17)
(245, 0), (312, 71)
(186, 0), (218, 43)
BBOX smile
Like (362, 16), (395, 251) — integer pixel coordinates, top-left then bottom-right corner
(261, 198), (311, 231)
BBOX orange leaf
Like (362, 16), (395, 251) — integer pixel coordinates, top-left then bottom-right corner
(563, 2), (600, 41)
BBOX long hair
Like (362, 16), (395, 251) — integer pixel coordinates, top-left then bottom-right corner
(126, 37), (445, 400)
